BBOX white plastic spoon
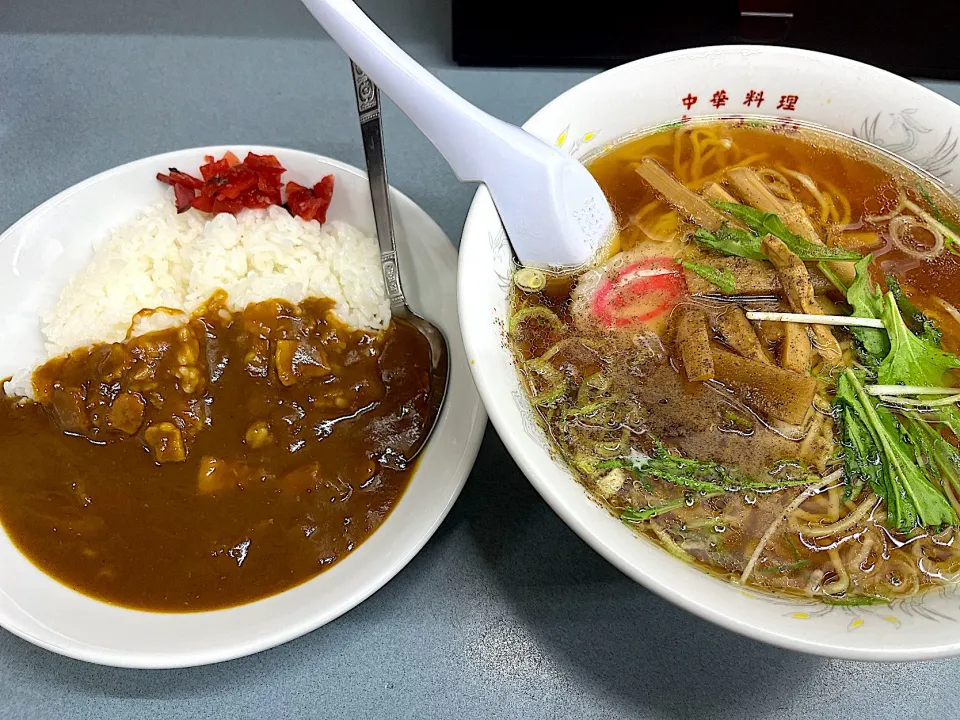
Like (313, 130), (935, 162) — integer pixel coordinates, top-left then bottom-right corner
(299, 0), (616, 269)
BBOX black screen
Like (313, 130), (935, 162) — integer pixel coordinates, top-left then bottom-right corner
(452, 0), (960, 79)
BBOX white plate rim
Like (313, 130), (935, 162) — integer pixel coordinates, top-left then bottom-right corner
(0, 146), (486, 668)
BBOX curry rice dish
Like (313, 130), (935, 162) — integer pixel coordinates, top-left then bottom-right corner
(0, 153), (438, 612)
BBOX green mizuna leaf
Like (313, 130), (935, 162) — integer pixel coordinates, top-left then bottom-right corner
(712, 201), (862, 262)
(845, 254), (889, 364)
(680, 260), (737, 293)
(693, 226), (766, 261)
(836, 369), (957, 531)
(878, 293), (960, 387)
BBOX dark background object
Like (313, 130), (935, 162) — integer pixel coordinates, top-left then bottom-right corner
(452, 0), (960, 80)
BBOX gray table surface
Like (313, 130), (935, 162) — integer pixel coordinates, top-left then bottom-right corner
(3, 2), (960, 718)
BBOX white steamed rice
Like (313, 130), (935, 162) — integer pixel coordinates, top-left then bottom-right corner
(7, 194), (389, 397)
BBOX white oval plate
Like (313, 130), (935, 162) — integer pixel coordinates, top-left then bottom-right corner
(0, 146), (486, 668)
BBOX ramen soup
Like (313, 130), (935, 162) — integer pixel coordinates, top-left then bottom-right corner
(509, 120), (960, 603)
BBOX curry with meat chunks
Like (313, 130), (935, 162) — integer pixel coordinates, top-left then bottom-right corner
(509, 120), (960, 603)
(0, 293), (435, 611)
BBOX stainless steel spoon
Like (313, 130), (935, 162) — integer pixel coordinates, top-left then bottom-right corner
(351, 60), (449, 463)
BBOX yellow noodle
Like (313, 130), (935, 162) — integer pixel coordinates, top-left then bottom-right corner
(715, 148), (730, 172)
(693, 130), (726, 178)
(779, 166), (830, 222)
(823, 179), (853, 227)
(827, 485), (841, 523)
(672, 129), (689, 183)
(935, 554), (960, 579)
(805, 493), (832, 514)
(689, 130), (705, 182)
(884, 560), (921, 595)
(692, 153), (769, 189)
(638, 211), (681, 243)
(848, 531), (877, 574)
(825, 194), (841, 225)
(823, 546), (850, 595)
(631, 198), (665, 224)
(796, 494), (878, 538)
(757, 168), (796, 201)
(726, 138), (744, 164)
(649, 522), (694, 562)
(741, 473), (840, 585)
(621, 198), (666, 250)
(696, 146), (720, 179)
(933, 526), (957, 545)
(619, 134), (675, 159)
(792, 508), (830, 523)
(798, 412), (826, 468)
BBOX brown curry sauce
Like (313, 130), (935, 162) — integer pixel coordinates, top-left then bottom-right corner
(0, 294), (435, 611)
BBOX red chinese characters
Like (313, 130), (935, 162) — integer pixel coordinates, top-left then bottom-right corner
(743, 90), (765, 107)
(777, 94), (799, 111)
(710, 90), (729, 109)
(681, 88), (798, 114)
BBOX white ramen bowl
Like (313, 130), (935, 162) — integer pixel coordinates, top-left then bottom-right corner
(459, 46), (960, 661)
(0, 147), (486, 668)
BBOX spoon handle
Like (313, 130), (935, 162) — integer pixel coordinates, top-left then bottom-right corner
(305, 0), (524, 184)
(303, 0), (615, 268)
(351, 61), (407, 314)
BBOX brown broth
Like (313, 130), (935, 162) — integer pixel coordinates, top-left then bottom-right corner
(0, 296), (435, 612)
(510, 120), (960, 601)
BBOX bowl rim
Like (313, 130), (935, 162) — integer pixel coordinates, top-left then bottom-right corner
(0, 145), (487, 668)
(458, 45), (960, 662)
